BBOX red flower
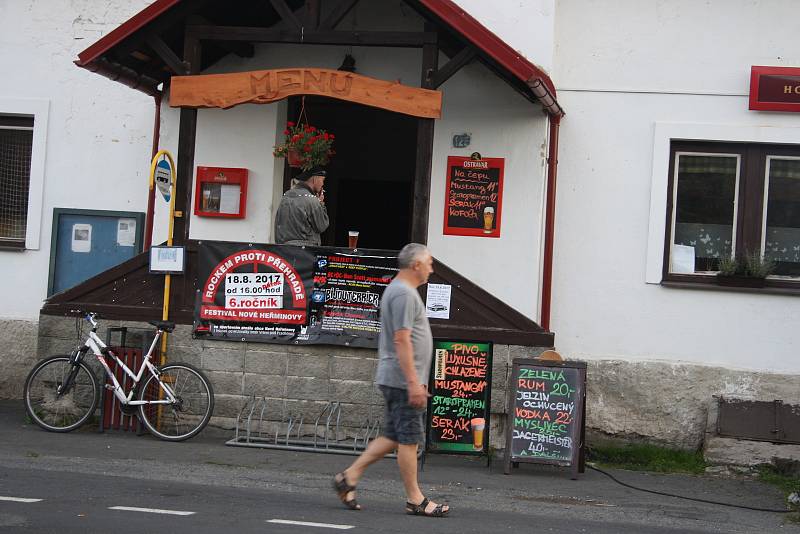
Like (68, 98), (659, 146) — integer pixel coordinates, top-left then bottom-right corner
(283, 129), (290, 135)
(287, 121), (295, 127)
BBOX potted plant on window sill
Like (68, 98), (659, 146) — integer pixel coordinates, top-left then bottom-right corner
(273, 121), (335, 171)
(715, 252), (775, 288)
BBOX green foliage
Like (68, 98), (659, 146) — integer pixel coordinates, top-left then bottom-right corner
(717, 253), (739, 276)
(744, 251), (776, 278)
(587, 443), (708, 474)
(273, 121), (335, 171)
(758, 465), (800, 496)
(716, 250), (775, 278)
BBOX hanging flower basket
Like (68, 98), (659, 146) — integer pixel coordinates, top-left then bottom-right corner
(273, 121), (335, 172)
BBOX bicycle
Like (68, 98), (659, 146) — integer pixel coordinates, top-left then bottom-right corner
(24, 311), (214, 441)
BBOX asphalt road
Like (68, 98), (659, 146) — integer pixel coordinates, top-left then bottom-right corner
(1, 467), (724, 534)
(0, 401), (796, 533)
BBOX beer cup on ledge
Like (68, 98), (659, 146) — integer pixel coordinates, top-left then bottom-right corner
(348, 230), (359, 249)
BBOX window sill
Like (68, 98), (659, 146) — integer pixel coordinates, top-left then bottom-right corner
(661, 276), (800, 296)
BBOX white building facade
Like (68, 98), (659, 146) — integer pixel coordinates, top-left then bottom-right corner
(1, 0), (798, 449)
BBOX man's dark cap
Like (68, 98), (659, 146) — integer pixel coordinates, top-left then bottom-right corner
(296, 167), (326, 181)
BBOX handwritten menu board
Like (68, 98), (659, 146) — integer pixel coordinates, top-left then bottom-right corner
(504, 359), (586, 478)
(443, 156), (504, 238)
(427, 341), (492, 454)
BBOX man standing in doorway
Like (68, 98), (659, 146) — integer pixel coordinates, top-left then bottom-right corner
(333, 243), (450, 518)
(274, 167), (329, 246)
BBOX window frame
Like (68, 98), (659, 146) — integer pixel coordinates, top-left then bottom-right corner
(662, 140), (800, 290)
(0, 116), (35, 249)
(0, 98), (49, 252)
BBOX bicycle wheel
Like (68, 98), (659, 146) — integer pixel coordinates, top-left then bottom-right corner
(138, 362), (214, 441)
(24, 355), (99, 432)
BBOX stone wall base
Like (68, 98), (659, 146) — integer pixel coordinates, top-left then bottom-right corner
(3, 315), (793, 453)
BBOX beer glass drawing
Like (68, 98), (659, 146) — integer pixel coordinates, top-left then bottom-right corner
(348, 230), (359, 249)
(471, 417), (486, 450)
(483, 207), (494, 233)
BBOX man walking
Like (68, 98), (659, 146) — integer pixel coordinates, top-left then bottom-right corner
(274, 167), (328, 246)
(333, 243), (450, 517)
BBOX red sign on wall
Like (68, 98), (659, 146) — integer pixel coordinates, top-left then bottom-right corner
(443, 156), (504, 238)
(749, 66), (800, 112)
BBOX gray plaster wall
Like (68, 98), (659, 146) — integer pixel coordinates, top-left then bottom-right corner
(0, 319), (39, 400)
(586, 360), (800, 450)
(13, 315), (800, 451)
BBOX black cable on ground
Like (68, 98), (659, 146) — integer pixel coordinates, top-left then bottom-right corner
(587, 464), (795, 513)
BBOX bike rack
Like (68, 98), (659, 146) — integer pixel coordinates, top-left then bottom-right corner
(226, 396), (387, 456)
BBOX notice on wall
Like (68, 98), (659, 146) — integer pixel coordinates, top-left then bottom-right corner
(427, 341), (492, 454)
(71, 224), (92, 253)
(195, 241), (397, 348)
(443, 156), (504, 238)
(116, 218), (137, 246)
(425, 283), (451, 319)
(504, 359), (586, 475)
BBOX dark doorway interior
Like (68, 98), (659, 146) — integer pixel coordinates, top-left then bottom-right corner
(285, 96), (417, 250)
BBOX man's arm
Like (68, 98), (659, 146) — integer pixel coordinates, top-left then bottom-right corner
(394, 329), (427, 408)
(308, 196), (329, 233)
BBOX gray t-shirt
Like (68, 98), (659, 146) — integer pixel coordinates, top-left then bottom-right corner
(375, 278), (433, 389)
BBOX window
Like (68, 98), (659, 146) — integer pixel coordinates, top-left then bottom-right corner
(664, 141), (800, 287)
(0, 115), (34, 249)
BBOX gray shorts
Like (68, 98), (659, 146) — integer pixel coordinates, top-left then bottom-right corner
(379, 385), (425, 445)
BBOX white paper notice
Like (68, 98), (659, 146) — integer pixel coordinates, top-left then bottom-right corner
(71, 224), (92, 253)
(426, 283), (452, 319)
(117, 218), (136, 246)
(671, 244), (696, 274)
(218, 184), (241, 214)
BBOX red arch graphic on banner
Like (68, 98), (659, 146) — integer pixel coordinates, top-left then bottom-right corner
(201, 249), (306, 308)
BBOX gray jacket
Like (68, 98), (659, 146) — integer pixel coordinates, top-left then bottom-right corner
(274, 183), (329, 246)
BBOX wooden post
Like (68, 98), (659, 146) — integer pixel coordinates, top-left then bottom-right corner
(173, 31), (201, 246)
(172, 30), (201, 315)
(411, 24), (438, 245)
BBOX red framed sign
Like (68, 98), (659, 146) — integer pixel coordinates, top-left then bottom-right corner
(443, 156), (504, 238)
(749, 66), (800, 112)
(194, 166), (248, 218)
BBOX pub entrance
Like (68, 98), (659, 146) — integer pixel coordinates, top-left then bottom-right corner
(285, 96), (418, 250)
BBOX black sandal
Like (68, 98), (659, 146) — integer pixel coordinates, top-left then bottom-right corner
(405, 497), (449, 517)
(333, 472), (361, 510)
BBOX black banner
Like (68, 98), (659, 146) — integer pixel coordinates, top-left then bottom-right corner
(194, 241), (397, 348)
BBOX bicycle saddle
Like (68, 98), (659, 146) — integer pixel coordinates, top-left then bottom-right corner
(149, 320), (175, 332)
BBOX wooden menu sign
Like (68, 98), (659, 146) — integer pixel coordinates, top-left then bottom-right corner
(427, 340), (492, 455)
(504, 358), (586, 479)
(170, 68), (442, 118)
(443, 156), (504, 238)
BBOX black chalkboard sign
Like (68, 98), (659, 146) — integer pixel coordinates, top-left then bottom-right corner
(426, 340), (492, 456)
(503, 358), (586, 478)
(442, 156), (505, 238)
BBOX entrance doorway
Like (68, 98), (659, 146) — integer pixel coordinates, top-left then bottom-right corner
(285, 96), (417, 250)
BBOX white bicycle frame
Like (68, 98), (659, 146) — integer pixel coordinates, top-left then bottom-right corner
(82, 314), (177, 407)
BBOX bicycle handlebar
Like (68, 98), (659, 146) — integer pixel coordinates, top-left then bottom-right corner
(69, 309), (98, 327)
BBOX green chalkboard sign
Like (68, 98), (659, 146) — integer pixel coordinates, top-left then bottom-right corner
(503, 358), (586, 479)
(426, 340), (492, 455)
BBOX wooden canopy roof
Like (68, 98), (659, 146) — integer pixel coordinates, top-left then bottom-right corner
(74, 0), (563, 116)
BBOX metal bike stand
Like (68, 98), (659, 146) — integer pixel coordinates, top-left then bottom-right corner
(226, 397), (391, 457)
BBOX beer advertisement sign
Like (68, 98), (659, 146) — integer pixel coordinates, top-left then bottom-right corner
(427, 340), (492, 455)
(195, 241), (397, 348)
(443, 156), (504, 238)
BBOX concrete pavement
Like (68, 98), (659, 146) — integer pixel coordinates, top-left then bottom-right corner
(0, 400), (796, 533)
